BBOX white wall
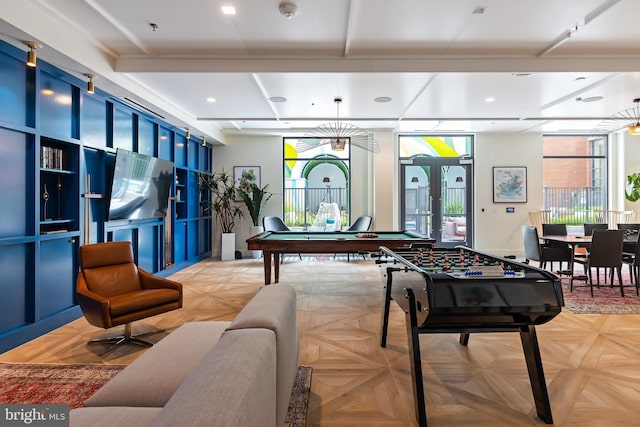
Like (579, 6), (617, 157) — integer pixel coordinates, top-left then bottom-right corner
(212, 134), (283, 256)
(213, 130), (636, 258)
(473, 133), (543, 256)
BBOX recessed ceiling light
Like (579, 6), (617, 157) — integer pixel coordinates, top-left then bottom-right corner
(206, 97), (216, 103)
(221, 6), (236, 15)
(269, 96), (287, 103)
(374, 96), (392, 103)
(485, 97), (495, 102)
(472, 6), (487, 14)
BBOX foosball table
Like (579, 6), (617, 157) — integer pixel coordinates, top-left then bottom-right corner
(376, 246), (564, 427)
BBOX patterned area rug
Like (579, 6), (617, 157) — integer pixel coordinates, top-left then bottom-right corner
(0, 363), (312, 426)
(560, 274), (640, 314)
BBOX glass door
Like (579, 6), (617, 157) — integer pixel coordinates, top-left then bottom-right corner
(401, 157), (472, 247)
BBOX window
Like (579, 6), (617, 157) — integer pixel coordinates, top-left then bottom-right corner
(542, 135), (607, 224)
(283, 138), (350, 229)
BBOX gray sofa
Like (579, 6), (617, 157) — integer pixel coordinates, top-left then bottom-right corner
(70, 284), (299, 427)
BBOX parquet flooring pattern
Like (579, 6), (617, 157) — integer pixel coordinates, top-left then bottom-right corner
(2, 255), (640, 426)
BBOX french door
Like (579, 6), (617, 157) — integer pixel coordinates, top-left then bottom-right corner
(400, 157), (472, 247)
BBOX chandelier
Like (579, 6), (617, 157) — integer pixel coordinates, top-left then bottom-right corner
(296, 98), (380, 153)
(598, 98), (640, 135)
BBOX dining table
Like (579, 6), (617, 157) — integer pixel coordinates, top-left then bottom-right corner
(541, 233), (638, 277)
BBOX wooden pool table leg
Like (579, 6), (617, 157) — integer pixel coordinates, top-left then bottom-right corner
(263, 251), (272, 285)
(273, 251), (280, 284)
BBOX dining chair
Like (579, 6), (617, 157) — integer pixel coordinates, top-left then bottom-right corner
(579, 223), (609, 262)
(618, 223), (640, 254)
(572, 229), (625, 297)
(540, 223), (572, 271)
(622, 239), (640, 296)
(522, 226), (572, 272)
(583, 223), (608, 236)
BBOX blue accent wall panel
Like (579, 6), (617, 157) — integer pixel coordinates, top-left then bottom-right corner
(0, 129), (31, 238)
(187, 220), (198, 259)
(39, 238), (76, 319)
(113, 105), (133, 151)
(0, 244), (30, 334)
(158, 126), (172, 161)
(137, 225), (156, 272)
(188, 140), (198, 168)
(112, 229), (133, 244)
(175, 135), (187, 167)
(174, 221), (186, 263)
(138, 117), (154, 156)
(198, 145), (208, 171)
(0, 50), (28, 128)
(81, 94), (107, 147)
(39, 71), (73, 139)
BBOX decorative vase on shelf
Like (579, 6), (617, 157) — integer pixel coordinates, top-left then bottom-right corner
(249, 225), (264, 258)
(221, 232), (236, 261)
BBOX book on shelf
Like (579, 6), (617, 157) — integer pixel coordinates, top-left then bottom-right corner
(40, 146), (66, 170)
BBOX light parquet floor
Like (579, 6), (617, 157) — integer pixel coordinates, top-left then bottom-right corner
(2, 255), (640, 426)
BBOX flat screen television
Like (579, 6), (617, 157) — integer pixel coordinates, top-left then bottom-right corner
(107, 149), (174, 221)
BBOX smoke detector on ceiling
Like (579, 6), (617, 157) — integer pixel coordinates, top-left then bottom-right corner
(279, 1), (298, 19)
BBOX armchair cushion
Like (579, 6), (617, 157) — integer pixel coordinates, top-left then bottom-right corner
(109, 289), (181, 317)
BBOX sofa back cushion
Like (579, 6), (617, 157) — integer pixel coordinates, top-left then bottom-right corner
(228, 284), (298, 427)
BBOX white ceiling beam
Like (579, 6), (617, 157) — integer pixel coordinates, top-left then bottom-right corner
(115, 56), (640, 73)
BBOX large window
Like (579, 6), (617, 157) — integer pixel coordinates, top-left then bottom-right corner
(542, 135), (607, 224)
(283, 138), (350, 229)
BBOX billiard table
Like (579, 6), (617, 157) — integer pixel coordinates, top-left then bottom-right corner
(246, 230), (434, 284)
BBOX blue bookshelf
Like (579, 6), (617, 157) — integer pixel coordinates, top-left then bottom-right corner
(0, 40), (212, 353)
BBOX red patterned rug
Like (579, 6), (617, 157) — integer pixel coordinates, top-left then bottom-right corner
(0, 363), (312, 425)
(560, 272), (640, 314)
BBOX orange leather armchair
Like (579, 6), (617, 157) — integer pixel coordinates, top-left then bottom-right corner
(76, 241), (183, 353)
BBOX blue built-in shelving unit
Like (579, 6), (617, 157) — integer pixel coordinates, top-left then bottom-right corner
(0, 40), (212, 353)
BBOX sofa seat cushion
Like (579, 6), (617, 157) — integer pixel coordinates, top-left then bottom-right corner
(109, 289), (181, 317)
(150, 328), (277, 427)
(85, 321), (230, 407)
(71, 407), (161, 427)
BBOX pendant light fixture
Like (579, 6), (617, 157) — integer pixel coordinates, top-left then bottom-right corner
(297, 97), (380, 153)
(598, 98), (640, 135)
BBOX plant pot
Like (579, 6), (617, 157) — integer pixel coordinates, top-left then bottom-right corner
(249, 225), (264, 258)
(221, 232), (236, 261)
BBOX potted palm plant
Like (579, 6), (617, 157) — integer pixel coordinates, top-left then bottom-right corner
(199, 169), (243, 260)
(237, 169), (273, 257)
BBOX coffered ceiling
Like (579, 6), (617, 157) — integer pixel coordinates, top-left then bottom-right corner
(2, 0), (640, 143)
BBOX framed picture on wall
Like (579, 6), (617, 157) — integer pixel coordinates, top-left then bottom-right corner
(493, 166), (527, 203)
(233, 166), (260, 199)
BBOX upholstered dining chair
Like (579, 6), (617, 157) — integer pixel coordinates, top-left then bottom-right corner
(572, 229), (625, 297)
(622, 238), (640, 296)
(76, 241), (183, 354)
(584, 223), (608, 236)
(618, 223), (640, 254)
(528, 225), (572, 272)
(522, 226), (573, 272)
